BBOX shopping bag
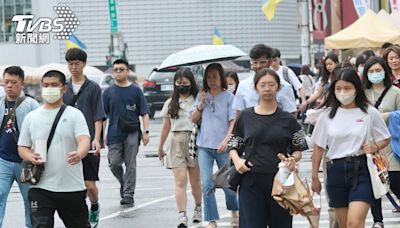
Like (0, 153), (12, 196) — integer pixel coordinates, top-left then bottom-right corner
(366, 153), (390, 199)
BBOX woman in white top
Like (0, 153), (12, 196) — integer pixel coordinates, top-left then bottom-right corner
(311, 67), (391, 228)
(158, 68), (202, 227)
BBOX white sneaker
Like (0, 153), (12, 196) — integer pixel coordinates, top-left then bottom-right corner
(192, 206), (202, 223)
(206, 221), (217, 228)
(177, 212), (188, 227)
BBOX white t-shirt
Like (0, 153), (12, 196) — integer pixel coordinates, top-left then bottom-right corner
(72, 83), (82, 94)
(18, 105), (90, 192)
(275, 66), (303, 91)
(311, 106), (390, 160)
(161, 96), (195, 131)
(232, 74), (297, 113)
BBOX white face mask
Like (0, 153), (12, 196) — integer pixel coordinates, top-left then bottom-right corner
(42, 87), (62, 104)
(227, 84), (236, 93)
(335, 90), (356, 105)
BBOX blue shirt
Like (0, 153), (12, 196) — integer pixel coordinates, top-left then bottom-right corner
(0, 95), (39, 162)
(63, 78), (106, 143)
(192, 90), (234, 149)
(232, 74), (297, 113)
(103, 84), (149, 144)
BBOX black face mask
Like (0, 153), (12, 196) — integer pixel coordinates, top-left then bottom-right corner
(177, 85), (190, 94)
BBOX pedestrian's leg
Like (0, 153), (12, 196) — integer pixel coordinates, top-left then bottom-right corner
(187, 165), (202, 206)
(0, 158), (14, 227)
(197, 147), (219, 222)
(370, 199), (383, 223)
(334, 207), (349, 228)
(85, 181), (99, 205)
(57, 190), (90, 228)
(122, 132), (139, 198)
(28, 188), (56, 228)
(323, 156), (340, 228)
(389, 171), (400, 200)
(346, 201), (370, 228)
(107, 143), (125, 186)
(14, 161), (32, 228)
(172, 167), (188, 212)
(238, 172), (267, 228)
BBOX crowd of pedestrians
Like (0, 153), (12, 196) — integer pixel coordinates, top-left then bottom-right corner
(0, 42), (400, 228)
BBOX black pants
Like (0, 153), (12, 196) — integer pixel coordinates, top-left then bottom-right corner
(371, 171), (400, 222)
(28, 188), (90, 228)
(239, 172), (292, 228)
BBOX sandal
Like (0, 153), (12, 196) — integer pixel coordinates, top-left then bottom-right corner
(372, 222), (384, 228)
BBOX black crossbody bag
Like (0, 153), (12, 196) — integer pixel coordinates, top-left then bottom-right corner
(110, 86), (141, 133)
(21, 105), (66, 185)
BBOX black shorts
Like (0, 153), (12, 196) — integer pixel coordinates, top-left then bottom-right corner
(82, 153), (100, 181)
(28, 188), (90, 228)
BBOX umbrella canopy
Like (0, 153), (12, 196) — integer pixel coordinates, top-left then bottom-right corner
(325, 10), (400, 49)
(157, 45), (247, 70)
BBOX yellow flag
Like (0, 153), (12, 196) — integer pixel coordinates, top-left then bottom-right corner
(262, 0), (283, 21)
(212, 28), (225, 45)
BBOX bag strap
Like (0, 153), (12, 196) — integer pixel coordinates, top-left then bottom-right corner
(47, 104), (66, 151)
(1, 96), (26, 129)
(69, 78), (90, 106)
(374, 87), (390, 109)
(2, 96), (26, 143)
(282, 66), (289, 83)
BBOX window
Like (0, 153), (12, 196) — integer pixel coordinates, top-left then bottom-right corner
(0, 0), (31, 43)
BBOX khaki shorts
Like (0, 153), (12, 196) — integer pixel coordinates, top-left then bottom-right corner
(166, 132), (198, 169)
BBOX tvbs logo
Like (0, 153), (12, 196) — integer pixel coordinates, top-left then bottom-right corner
(12, 6), (80, 44)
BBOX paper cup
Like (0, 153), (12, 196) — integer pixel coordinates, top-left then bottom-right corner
(34, 140), (47, 162)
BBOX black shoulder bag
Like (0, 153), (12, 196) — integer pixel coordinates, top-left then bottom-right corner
(68, 79), (90, 107)
(374, 87), (390, 109)
(21, 105), (66, 185)
(212, 136), (253, 191)
(110, 86), (141, 133)
(1, 96), (26, 143)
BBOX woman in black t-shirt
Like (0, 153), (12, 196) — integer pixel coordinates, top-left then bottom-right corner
(228, 68), (306, 228)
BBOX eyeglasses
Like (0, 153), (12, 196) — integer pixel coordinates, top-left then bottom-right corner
(250, 60), (269, 66)
(112, 68), (127, 73)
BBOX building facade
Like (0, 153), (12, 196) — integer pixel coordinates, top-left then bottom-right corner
(1, 0), (302, 76)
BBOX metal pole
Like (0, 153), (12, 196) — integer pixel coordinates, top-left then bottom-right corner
(300, 0), (310, 65)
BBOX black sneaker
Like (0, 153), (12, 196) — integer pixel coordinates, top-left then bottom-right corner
(120, 196), (134, 206)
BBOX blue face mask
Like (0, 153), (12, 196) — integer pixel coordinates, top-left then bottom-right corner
(367, 71), (385, 84)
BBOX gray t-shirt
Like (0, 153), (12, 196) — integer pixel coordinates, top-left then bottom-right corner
(18, 105), (90, 192)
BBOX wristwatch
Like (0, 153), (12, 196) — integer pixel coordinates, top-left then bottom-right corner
(145, 129), (150, 134)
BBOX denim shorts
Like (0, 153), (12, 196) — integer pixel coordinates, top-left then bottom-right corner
(326, 155), (374, 208)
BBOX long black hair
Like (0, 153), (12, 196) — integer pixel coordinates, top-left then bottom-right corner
(320, 67), (369, 119)
(168, 68), (198, 118)
(321, 53), (339, 85)
(363, 57), (392, 89)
